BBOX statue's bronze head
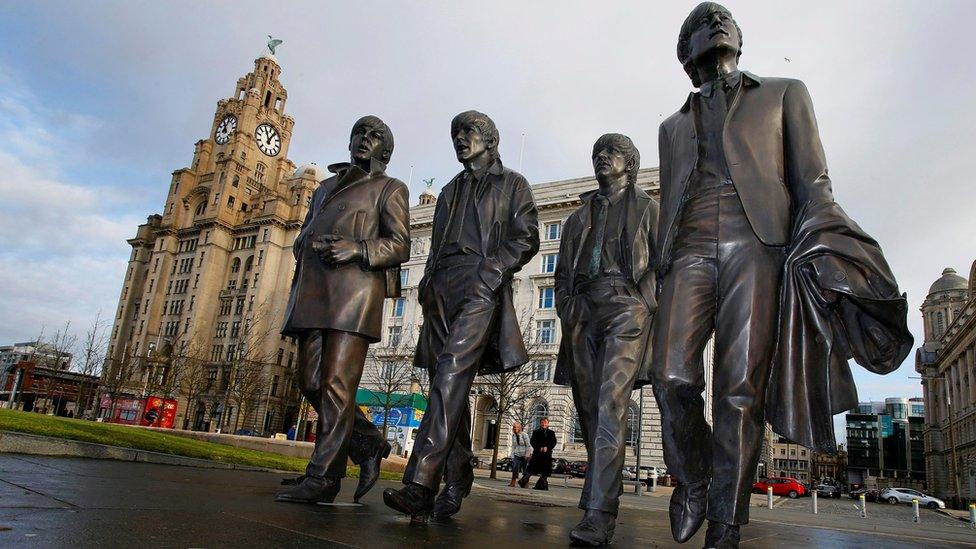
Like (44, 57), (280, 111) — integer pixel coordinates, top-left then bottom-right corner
(349, 115), (394, 164)
(678, 2), (743, 87)
(451, 110), (499, 164)
(592, 133), (640, 186)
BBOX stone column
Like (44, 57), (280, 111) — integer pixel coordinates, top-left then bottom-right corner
(968, 347), (976, 410)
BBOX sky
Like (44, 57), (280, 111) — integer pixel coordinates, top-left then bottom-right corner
(1, 1), (974, 442)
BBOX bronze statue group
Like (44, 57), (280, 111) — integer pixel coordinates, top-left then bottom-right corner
(273, 3), (913, 548)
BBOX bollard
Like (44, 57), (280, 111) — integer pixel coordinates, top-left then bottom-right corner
(812, 490), (818, 514)
(969, 503), (975, 528)
(860, 494), (867, 518)
(767, 486), (774, 509)
(650, 474), (656, 493)
(912, 499), (920, 523)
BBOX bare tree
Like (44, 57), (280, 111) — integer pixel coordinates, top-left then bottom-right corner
(74, 312), (109, 419)
(34, 321), (77, 414)
(102, 347), (141, 419)
(362, 325), (418, 440)
(477, 309), (552, 479)
(175, 342), (211, 430)
(222, 303), (278, 434)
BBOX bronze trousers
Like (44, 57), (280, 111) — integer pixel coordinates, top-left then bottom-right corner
(404, 264), (497, 490)
(298, 329), (384, 479)
(651, 184), (784, 525)
(567, 278), (648, 514)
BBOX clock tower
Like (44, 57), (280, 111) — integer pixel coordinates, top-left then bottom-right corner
(103, 51), (320, 434)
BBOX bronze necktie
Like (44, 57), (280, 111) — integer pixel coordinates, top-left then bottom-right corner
(587, 196), (610, 278)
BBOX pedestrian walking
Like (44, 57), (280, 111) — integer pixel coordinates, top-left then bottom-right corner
(519, 418), (557, 490)
(509, 422), (531, 487)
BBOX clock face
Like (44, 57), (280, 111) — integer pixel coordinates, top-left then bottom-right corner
(255, 123), (281, 156)
(214, 115), (237, 145)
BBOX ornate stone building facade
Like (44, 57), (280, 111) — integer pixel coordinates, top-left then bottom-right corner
(102, 54), (318, 433)
(360, 169), (675, 468)
(916, 264), (976, 501)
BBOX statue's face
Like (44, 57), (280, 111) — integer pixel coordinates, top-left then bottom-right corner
(453, 121), (489, 164)
(350, 123), (387, 162)
(688, 7), (740, 62)
(592, 143), (628, 180)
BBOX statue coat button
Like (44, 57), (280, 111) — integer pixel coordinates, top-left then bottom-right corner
(833, 271), (846, 282)
(338, 204), (346, 211)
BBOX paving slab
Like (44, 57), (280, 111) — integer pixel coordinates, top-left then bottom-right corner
(0, 454), (973, 548)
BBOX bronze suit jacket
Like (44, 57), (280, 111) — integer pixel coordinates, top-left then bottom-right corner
(552, 184), (659, 388)
(281, 159), (410, 342)
(414, 160), (540, 374)
(657, 71), (834, 271)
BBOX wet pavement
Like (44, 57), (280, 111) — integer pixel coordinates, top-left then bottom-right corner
(0, 454), (973, 548)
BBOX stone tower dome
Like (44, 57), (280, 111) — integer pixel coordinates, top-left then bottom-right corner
(418, 178), (437, 206)
(920, 267), (969, 343)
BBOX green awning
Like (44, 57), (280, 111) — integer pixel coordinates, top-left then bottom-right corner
(355, 389), (428, 412)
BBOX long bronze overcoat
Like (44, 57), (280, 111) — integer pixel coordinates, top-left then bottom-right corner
(414, 160), (540, 374)
(281, 159), (410, 342)
(657, 71), (912, 449)
(552, 184), (659, 388)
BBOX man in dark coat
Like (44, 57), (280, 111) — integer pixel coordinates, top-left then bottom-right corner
(652, 4), (911, 548)
(552, 133), (659, 546)
(384, 110), (539, 521)
(277, 116), (410, 504)
(519, 418), (557, 490)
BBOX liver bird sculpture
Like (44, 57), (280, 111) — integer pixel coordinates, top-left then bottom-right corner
(267, 35), (283, 55)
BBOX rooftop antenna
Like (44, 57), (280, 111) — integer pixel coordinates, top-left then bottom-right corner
(408, 165), (414, 186)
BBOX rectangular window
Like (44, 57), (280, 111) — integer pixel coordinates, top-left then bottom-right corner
(537, 319), (556, 344)
(541, 253), (558, 274)
(270, 375), (279, 397)
(388, 325), (402, 347)
(545, 222), (562, 241)
(538, 287), (555, 309)
(532, 360), (552, 382)
(399, 268), (409, 287)
(392, 298), (405, 317)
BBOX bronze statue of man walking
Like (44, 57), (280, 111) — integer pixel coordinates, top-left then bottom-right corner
(277, 115), (410, 505)
(553, 133), (659, 546)
(384, 110), (539, 521)
(653, 4), (912, 548)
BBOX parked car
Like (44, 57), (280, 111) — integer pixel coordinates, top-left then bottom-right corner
(567, 460), (588, 478)
(552, 458), (571, 475)
(752, 478), (807, 498)
(879, 488), (945, 509)
(496, 457), (513, 472)
(623, 466), (664, 485)
(849, 487), (880, 502)
(814, 484), (842, 499)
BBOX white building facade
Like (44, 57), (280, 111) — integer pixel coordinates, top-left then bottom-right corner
(361, 168), (699, 468)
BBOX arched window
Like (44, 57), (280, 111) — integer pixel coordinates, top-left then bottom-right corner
(529, 400), (549, 430)
(244, 256), (254, 272)
(625, 402), (639, 447)
(232, 175), (239, 188)
(194, 200), (207, 217)
(230, 258), (241, 274)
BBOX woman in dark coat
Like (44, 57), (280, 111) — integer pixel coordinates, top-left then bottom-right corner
(519, 418), (557, 490)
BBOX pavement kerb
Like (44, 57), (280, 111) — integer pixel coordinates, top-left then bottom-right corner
(0, 430), (286, 473)
(935, 507), (975, 524)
